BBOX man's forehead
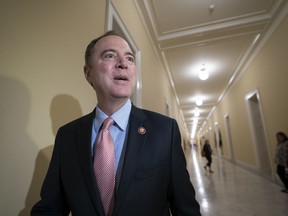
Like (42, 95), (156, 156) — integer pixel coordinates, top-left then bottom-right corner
(95, 35), (131, 51)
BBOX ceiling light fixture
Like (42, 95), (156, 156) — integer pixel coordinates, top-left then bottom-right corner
(196, 97), (203, 106)
(209, 4), (215, 12)
(199, 64), (209, 80)
(194, 109), (200, 117)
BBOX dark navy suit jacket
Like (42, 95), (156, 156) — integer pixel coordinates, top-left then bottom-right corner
(31, 105), (201, 216)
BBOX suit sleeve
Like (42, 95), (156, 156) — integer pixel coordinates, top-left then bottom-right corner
(168, 120), (201, 216)
(31, 129), (70, 216)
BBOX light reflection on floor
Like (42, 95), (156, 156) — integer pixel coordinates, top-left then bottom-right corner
(185, 146), (288, 216)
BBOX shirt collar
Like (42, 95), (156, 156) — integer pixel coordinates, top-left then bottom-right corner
(111, 99), (132, 131)
(94, 99), (132, 132)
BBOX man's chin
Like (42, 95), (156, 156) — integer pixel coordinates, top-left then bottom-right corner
(111, 94), (131, 100)
(112, 91), (133, 99)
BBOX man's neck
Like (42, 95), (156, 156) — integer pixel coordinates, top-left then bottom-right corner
(97, 98), (129, 116)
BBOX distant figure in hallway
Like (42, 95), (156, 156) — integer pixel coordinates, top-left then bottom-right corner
(275, 131), (288, 193)
(203, 139), (214, 173)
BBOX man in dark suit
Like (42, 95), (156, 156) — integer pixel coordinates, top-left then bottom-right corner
(31, 31), (201, 216)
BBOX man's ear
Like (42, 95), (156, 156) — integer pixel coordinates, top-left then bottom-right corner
(83, 65), (93, 87)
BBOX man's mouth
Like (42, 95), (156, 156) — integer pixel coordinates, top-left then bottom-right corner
(114, 75), (128, 81)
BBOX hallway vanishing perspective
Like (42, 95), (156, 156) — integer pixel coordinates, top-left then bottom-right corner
(185, 147), (288, 216)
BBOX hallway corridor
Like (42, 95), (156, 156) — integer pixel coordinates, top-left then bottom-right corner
(186, 147), (288, 216)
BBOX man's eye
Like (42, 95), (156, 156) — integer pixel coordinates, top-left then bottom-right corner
(104, 53), (116, 59)
(126, 56), (135, 63)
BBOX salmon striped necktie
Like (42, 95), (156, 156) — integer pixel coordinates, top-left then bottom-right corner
(94, 117), (115, 216)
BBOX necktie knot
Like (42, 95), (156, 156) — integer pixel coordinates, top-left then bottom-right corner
(102, 117), (114, 130)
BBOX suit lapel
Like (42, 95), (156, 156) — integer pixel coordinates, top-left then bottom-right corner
(75, 107), (149, 215)
(114, 106), (148, 211)
(75, 111), (104, 215)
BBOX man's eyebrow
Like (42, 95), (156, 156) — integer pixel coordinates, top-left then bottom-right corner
(100, 49), (135, 58)
(100, 49), (116, 56)
(126, 51), (135, 58)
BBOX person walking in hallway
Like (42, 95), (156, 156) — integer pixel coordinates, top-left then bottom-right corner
(30, 31), (201, 216)
(203, 139), (214, 173)
(275, 131), (288, 193)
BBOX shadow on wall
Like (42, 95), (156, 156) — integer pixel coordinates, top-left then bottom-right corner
(50, 94), (83, 136)
(0, 75), (35, 216)
(19, 94), (83, 216)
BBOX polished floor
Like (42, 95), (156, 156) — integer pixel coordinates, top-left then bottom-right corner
(185, 147), (288, 216)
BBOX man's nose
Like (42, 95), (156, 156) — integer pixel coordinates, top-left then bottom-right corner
(115, 58), (128, 69)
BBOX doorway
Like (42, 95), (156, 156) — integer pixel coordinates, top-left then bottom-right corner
(224, 114), (235, 162)
(106, 1), (142, 107)
(246, 90), (272, 179)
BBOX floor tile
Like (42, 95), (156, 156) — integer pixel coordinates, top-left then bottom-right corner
(185, 147), (288, 216)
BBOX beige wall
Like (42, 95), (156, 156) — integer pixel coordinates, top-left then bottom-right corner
(0, 0), (183, 215)
(0, 0), (107, 215)
(204, 15), (288, 179)
(1, 0), (287, 215)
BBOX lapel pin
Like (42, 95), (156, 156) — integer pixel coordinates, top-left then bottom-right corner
(138, 127), (146, 135)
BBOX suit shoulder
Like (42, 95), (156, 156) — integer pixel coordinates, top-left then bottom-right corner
(135, 108), (180, 135)
(140, 108), (176, 124)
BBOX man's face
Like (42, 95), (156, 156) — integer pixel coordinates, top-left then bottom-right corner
(84, 35), (136, 102)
